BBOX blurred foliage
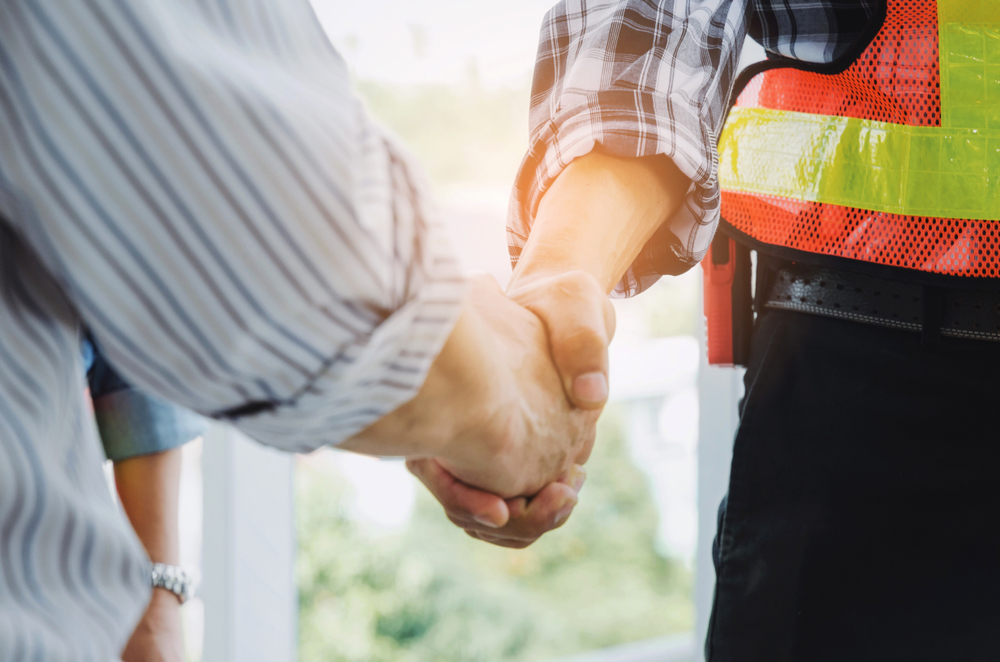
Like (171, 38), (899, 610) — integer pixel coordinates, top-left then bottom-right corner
(639, 273), (700, 339)
(356, 80), (530, 190)
(357, 78), (702, 339)
(297, 408), (692, 662)
(296, 77), (697, 661)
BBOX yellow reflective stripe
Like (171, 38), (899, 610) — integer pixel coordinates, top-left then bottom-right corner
(718, 107), (1000, 221)
(937, 1), (1000, 129)
(938, 0), (1000, 26)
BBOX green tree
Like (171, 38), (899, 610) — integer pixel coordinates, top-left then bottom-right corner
(355, 80), (529, 190)
(297, 407), (692, 662)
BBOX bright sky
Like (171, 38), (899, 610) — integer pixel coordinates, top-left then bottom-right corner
(310, 0), (553, 88)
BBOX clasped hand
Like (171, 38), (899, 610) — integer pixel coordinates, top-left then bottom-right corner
(343, 270), (614, 548)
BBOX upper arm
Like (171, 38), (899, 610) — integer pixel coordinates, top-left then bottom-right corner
(0, 1), (464, 450)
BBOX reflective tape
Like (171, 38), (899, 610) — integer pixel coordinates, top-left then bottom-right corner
(719, 4), (1000, 222)
(718, 107), (1000, 221)
(938, 4), (1000, 129)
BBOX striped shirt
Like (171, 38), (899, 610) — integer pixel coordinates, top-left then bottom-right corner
(0, 1), (463, 658)
(508, 0), (877, 296)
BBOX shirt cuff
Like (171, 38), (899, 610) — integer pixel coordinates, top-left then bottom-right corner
(508, 90), (722, 297)
(95, 389), (206, 461)
(230, 220), (467, 453)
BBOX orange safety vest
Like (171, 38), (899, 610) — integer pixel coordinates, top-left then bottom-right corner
(704, 0), (1000, 364)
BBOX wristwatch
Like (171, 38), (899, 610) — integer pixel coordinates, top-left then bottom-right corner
(150, 563), (196, 604)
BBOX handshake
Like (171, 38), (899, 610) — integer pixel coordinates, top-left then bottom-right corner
(342, 269), (614, 548)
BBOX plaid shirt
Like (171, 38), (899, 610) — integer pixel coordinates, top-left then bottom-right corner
(508, 0), (877, 296)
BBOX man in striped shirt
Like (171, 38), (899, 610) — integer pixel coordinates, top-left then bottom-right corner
(0, 2), (612, 658)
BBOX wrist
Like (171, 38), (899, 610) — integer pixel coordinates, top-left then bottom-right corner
(513, 151), (689, 293)
(149, 586), (184, 609)
(511, 223), (610, 293)
(430, 297), (512, 467)
(339, 281), (509, 462)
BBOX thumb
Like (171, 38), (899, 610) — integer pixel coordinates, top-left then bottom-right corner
(508, 271), (616, 410)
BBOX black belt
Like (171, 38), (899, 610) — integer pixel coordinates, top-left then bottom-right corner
(764, 263), (1000, 343)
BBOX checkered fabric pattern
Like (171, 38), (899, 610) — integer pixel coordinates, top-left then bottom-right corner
(508, 0), (877, 296)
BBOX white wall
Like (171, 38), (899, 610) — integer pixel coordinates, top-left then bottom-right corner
(201, 424), (297, 662)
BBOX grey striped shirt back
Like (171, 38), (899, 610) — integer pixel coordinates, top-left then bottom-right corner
(0, 1), (464, 658)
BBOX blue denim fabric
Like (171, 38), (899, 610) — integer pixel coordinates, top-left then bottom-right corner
(84, 338), (206, 461)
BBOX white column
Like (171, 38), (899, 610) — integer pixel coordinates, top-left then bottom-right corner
(694, 268), (745, 661)
(694, 362), (742, 660)
(692, 39), (764, 656)
(201, 423), (297, 662)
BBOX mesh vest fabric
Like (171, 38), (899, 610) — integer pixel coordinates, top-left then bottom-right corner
(718, 0), (1000, 278)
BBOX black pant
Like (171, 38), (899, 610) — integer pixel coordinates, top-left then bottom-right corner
(707, 308), (1000, 661)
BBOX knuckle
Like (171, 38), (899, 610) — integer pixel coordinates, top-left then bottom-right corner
(554, 327), (606, 361)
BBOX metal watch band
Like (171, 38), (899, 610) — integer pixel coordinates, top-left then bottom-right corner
(150, 562), (195, 604)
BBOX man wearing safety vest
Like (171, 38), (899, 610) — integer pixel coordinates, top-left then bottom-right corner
(500, 0), (1000, 659)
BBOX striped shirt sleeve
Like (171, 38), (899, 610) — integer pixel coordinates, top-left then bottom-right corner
(0, 0), (465, 451)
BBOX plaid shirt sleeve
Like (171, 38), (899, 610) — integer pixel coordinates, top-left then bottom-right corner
(508, 0), (880, 296)
(508, 0), (751, 296)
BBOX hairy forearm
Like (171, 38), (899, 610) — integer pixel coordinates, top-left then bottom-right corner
(511, 151), (690, 293)
(114, 448), (183, 565)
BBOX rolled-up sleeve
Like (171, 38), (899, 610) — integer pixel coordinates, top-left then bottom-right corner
(0, 0), (464, 451)
(508, 0), (750, 296)
(84, 337), (206, 461)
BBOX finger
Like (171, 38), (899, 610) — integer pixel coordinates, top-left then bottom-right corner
(558, 464), (587, 493)
(411, 462), (586, 546)
(462, 480), (579, 540)
(574, 421), (598, 465)
(509, 271), (614, 410)
(524, 482), (578, 531)
(464, 529), (535, 549)
(505, 496), (529, 520)
(603, 294), (617, 343)
(496, 466), (585, 534)
(406, 458), (510, 528)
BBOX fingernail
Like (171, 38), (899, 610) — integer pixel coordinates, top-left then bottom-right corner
(572, 372), (608, 404)
(572, 470), (587, 493)
(473, 515), (501, 529)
